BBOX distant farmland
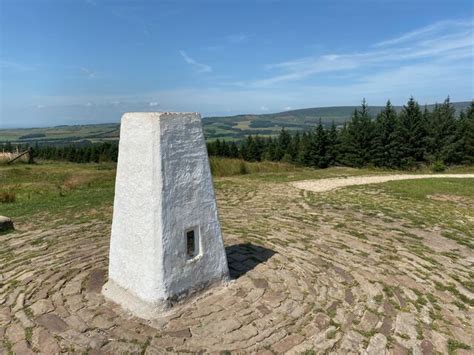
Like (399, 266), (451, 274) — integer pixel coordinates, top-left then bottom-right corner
(0, 101), (470, 145)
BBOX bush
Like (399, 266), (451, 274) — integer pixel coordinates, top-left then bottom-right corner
(431, 160), (446, 172)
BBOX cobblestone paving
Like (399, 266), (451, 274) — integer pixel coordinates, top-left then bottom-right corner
(1, 178), (473, 354)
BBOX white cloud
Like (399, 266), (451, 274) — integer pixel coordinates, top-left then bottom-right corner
(149, 102), (159, 107)
(374, 19), (473, 47)
(260, 106), (269, 111)
(179, 50), (212, 73)
(242, 18), (473, 88)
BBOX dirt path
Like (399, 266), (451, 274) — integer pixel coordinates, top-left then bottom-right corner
(292, 173), (474, 192)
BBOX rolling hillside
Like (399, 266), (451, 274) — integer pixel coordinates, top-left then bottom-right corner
(0, 101), (470, 145)
(203, 101), (471, 139)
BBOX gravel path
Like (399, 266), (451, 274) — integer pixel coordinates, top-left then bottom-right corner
(292, 173), (474, 192)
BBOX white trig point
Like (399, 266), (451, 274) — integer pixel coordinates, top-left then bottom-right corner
(102, 112), (229, 319)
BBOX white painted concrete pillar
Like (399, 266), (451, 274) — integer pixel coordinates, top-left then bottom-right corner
(102, 112), (229, 319)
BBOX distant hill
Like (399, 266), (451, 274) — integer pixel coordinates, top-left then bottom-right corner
(0, 101), (471, 144)
(203, 101), (471, 139)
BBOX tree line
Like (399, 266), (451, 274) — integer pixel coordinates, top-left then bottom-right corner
(208, 98), (474, 169)
(1, 97), (472, 169)
(1, 141), (118, 163)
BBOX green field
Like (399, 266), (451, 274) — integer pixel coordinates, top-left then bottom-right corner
(0, 123), (119, 145)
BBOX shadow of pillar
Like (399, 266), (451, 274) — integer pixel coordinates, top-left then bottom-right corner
(225, 243), (276, 279)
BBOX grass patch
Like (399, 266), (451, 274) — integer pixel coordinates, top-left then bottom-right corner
(0, 163), (116, 221)
(434, 282), (474, 306)
(209, 157), (302, 177)
(447, 339), (471, 354)
(382, 178), (474, 200)
(25, 327), (33, 345)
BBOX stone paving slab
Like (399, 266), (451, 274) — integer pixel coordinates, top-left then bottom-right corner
(0, 180), (473, 354)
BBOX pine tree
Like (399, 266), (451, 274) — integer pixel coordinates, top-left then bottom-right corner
(297, 131), (313, 165)
(286, 131), (299, 161)
(337, 122), (356, 166)
(339, 100), (374, 167)
(229, 142), (239, 158)
(358, 99), (375, 165)
(326, 122), (339, 166)
(425, 97), (458, 163)
(275, 128), (291, 161)
(372, 100), (398, 167)
(456, 102), (474, 164)
(399, 97), (426, 164)
(309, 120), (329, 168)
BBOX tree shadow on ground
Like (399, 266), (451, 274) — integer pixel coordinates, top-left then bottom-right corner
(225, 243), (276, 279)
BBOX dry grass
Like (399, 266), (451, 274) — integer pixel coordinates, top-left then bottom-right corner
(0, 151), (28, 164)
(209, 157), (303, 177)
(0, 190), (16, 203)
(62, 174), (93, 190)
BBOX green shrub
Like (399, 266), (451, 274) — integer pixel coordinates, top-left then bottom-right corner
(431, 160), (446, 172)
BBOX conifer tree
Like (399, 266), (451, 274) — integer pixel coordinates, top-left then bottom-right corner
(326, 122), (338, 166)
(337, 122), (355, 166)
(455, 102), (474, 164)
(275, 128), (291, 161)
(425, 97), (457, 163)
(393, 97), (426, 167)
(372, 100), (398, 167)
(339, 100), (374, 167)
(357, 99), (375, 165)
(297, 131), (313, 165)
(309, 120), (329, 168)
(229, 142), (239, 158)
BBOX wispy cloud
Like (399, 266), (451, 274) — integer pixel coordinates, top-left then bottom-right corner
(242, 19), (473, 87)
(179, 50), (212, 73)
(0, 60), (36, 72)
(80, 67), (96, 78)
(374, 19), (473, 47)
(226, 33), (252, 44)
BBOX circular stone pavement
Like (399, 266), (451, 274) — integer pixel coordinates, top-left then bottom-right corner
(1, 179), (472, 354)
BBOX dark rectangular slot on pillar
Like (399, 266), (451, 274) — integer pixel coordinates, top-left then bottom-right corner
(186, 229), (195, 258)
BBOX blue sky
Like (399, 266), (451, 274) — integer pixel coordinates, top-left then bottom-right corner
(0, 0), (473, 128)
